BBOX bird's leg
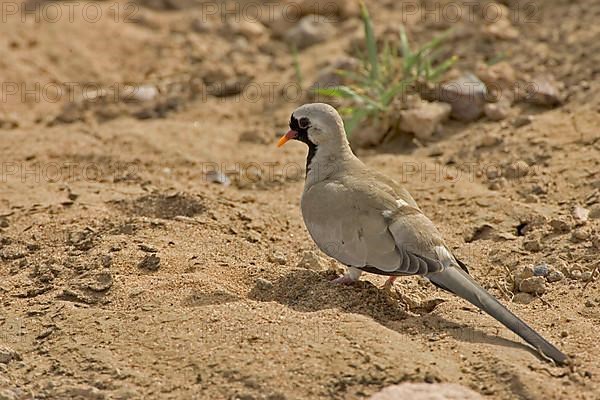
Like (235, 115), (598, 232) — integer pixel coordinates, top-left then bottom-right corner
(332, 266), (362, 285)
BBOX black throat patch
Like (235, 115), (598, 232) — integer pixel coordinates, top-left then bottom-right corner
(290, 114), (317, 176)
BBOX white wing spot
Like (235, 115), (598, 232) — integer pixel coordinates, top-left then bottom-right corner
(396, 199), (409, 207)
(382, 210), (394, 219)
(383, 199), (410, 219)
(434, 245), (455, 268)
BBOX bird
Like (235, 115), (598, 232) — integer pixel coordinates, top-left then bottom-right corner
(277, 102), (568, 365)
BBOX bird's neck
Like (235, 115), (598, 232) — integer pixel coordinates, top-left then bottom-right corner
(305, 141), (357, 186)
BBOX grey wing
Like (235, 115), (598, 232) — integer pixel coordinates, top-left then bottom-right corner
(301, 181), (448, 276)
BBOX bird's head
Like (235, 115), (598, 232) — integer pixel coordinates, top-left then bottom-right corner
(277, 103), (348, 149)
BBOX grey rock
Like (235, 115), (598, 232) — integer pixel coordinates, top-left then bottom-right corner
(437, 73), (487, 121)
(533, 263), (549, 277)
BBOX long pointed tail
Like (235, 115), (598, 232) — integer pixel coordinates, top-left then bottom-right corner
(428, 266), (568, 365)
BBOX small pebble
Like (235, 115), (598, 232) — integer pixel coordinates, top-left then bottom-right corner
(268, 251), (287, 265)
(504, 160), (530, 179)
(589, 205), (600, 219)
(205, 170), (231, 186)
(484, 101), (510, 121)
(101, 255), (112, 268)
(513, 115), (533, 128)
(549, 219), (570, 233)
(245, 231), (261, 243)
(523, 239), (541, 252)
(571, 228), (589, 242)
(513, 265), (534, 286)
(533, 263), (549, 277)
(138, 254), (160, 271)
(512, 292), (534, 304)
(571, 206), (589, 223)
(296, 250), (328, 271)
(488, 177), (507, 190)
(584, 300), (595, 307)
(560, 331), (569, 338)
(0, 346), (21, 364)
(519, 276), (547, 294)
(546, 270), (564, 283)
(581, 271), (593, 281)
(255, 277), (273, 291)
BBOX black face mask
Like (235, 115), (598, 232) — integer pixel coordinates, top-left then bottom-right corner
(290, 114), (317, 176)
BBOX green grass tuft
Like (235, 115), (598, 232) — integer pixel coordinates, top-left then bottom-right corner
(314, 1), (457, 137)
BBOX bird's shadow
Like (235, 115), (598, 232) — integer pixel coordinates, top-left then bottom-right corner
(249, 268), (540, 359)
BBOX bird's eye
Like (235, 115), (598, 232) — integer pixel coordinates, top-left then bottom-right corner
(298, 117), (310, 129)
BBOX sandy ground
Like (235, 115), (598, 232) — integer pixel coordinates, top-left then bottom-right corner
(1, 0), (599, 399)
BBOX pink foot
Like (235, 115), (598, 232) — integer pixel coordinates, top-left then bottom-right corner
(331, 275), (357, 285)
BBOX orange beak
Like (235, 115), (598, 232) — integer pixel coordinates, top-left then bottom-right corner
(277, 130), (298, 147)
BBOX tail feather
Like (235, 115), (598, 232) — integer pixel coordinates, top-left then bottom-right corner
(428, 266), (568, 365)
